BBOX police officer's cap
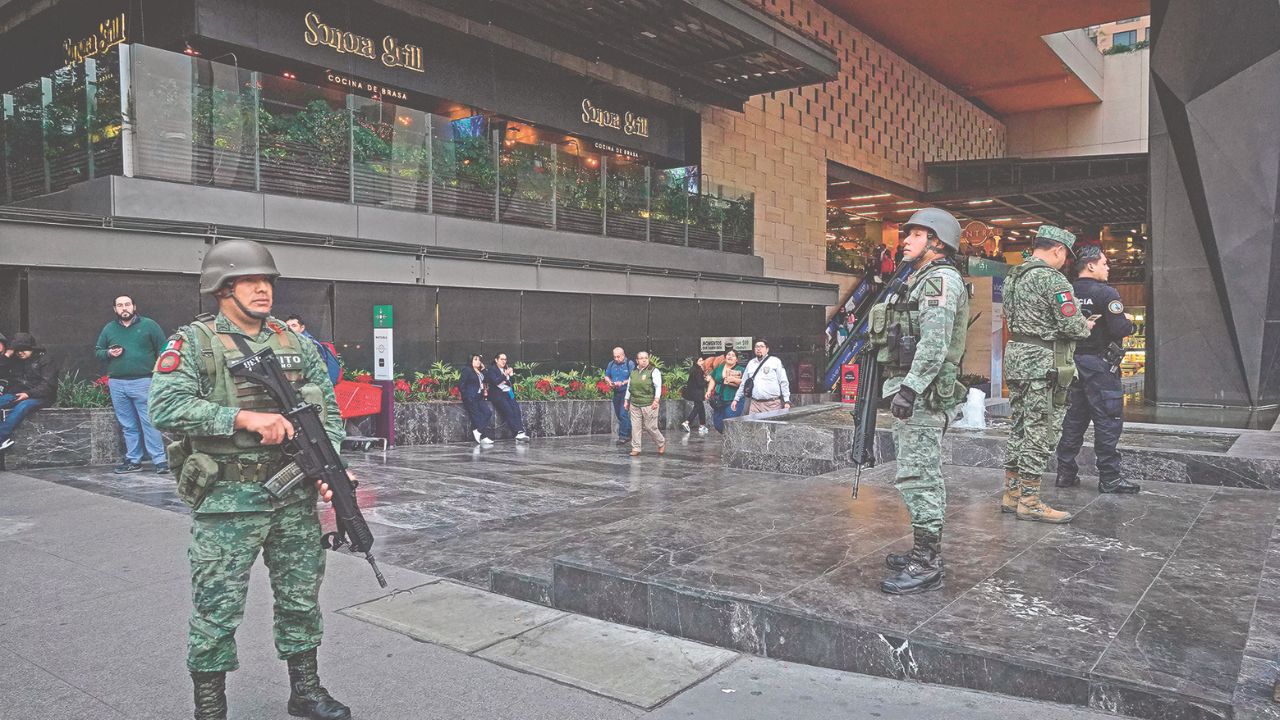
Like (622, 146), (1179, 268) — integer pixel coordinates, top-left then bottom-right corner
(1035, 225), (1077, 257)
(902, 207), (962, 251)
(200, 240), (281, 294)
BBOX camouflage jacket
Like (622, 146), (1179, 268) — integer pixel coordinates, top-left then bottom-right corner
(1003, 258), (1090, 380)
(148, 313), (345, 513)
(882, 260), (969, 400)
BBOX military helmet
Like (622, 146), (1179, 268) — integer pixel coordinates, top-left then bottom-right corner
(199, 240), (280, 294)
(902, 207), (962, 251)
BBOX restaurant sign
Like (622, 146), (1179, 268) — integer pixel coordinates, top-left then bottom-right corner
(63, 13), (127, 66)
(303, 11), (423, 72)
(581, 99), (649, 138)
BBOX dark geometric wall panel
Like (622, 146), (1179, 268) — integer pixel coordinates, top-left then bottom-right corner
(520, 292), (590, 366)
(1149, 0), (1280, 406)
(333, 283), (436, 373)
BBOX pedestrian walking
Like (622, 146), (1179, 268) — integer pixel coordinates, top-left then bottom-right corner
(458, 354), (495, 446)
(0, 332), (57, 452)
(1002, 225), (1094, 523)
(870, 208), (969, 595)
(1054, 245), (1138, 494)
(603, 347), (635, 444)
(680, 357), (709, 435)
(146, 239), (351, 720)
(731, 340), (790, 415)
(285, 315), (341, 384)
(95, 294), (170, 474)
(705, 349), (744, 433)
(485, 352), (529, 442)
(624, 350), (665, 456)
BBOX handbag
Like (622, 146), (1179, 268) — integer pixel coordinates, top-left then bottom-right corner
(740, 359), (768, 401)
(709, 393), (727, 411)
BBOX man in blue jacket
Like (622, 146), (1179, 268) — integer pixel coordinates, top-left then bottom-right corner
(603, 347), (635, 444)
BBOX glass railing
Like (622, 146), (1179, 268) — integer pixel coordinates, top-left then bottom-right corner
(0, 43), (754, 255)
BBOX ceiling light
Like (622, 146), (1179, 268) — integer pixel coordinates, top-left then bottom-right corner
(967, 199), (993, 205)
(640, 31), (657, 38)
(990, 217), (1012, 222)
(1021, 221), (1038, 226)
(847, 193), (890, 201)
(830, 180), (851, 186)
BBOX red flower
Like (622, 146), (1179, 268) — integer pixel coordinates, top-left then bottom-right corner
(94, 375), (110, 387)
(352, 374), (373, 384)
(569, 380), (583, 392)
(417, 376), (439, 388)
(449, 386), (461, 398)
(394, 379), (411, 392)
(595, 380), (612, 394)
(535, 378), (553, 392)
(553, 385), (567, 397)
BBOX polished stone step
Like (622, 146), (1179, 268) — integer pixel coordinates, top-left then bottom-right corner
(543, 465), (1280, 720)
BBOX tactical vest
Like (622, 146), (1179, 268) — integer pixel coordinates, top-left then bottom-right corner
(868, 261), (967, 409)
(189, 317), (311, 457)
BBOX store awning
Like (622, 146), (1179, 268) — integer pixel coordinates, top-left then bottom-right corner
(418, 0), (839, 107)
(924, 154), (1148, 227)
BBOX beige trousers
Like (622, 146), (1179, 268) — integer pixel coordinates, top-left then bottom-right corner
(629, 404), (665, 451)
(748, 397), (784, 414)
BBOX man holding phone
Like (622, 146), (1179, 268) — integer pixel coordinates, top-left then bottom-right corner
(1054, 245), (1138, 493)
(96, 294), (170, 473)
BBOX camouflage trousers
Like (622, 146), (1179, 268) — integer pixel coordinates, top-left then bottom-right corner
(891, 400), (947, 534)
(1005, 379), (1066, 478)
(187, 499), (326, 672)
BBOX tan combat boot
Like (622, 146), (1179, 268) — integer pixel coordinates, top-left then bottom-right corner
(1016, 475), (1073, 524)
(1000, 468), (1020, 513)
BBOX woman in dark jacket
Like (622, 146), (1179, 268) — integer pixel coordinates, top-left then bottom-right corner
(680, 357), (709, 435)
(484, 352), (529, 442)
(457, 354), (494, 446)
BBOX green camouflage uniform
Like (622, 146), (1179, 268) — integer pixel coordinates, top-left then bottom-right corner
(148, 313), (344, 673)
(879, 260), (969, 534)
(1003, 258), (1090, 484)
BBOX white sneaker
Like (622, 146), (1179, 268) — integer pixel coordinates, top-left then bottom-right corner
(515, 432), (529, 442)
(473, 429), (482, 443)
(480, 437), (495, 447)
(0, 438), (12, 451)
(698, 426), (709, 435)
(680, 421), (691, 433)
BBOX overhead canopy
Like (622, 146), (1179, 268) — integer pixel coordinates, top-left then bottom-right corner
(828, 154), (1148, 230)
(816, 0), (1149, 114)
(419, 0), (839, 107)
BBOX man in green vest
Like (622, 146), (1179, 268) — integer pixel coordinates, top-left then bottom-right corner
(624, 350), (666, 456)
(1001, 225), (1094, 523)
(149, 240), (351, 720)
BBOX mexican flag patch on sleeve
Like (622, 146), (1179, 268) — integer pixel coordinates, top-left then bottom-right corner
(1055, 290), (1078, 317)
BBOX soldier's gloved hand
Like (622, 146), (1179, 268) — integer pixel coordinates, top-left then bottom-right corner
(890, 386), (917, 419)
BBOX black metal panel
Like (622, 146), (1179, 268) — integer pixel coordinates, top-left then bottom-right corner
(25, 268), (200, 377)
(436, 287), (521, 366)
(648, 297), (700, 362)
(589, 295), (648, 366)
(332, 281), (435, 373)
(273, 278), (332, 338)
(520, 291), (590, 369)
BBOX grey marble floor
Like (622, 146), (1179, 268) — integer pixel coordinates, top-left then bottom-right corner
(19, 434), (1280, 718)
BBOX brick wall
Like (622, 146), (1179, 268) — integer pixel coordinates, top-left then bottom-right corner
(703, 0), (1007, 292)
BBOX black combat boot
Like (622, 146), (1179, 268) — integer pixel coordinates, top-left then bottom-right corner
(881, 530), (943, 595)
(191, 671), (227, 720)
(286, 649), (351, 720)
(1098, 477), (1140, 494)
(1054, 471), (1079, 488)
(885, 527), (945, 576)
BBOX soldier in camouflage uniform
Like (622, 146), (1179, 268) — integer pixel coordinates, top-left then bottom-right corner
(149, 240), (352, 720)
(875, 208), (970, 595)
(1001, 226), (1094, 523)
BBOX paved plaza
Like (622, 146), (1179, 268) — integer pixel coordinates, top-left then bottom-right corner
(7, 431), (1280, 719)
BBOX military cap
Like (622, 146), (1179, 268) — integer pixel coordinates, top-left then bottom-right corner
(1035, 225), (1077, 256)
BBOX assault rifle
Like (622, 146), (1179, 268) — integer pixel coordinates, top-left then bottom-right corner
(228, 342), (388, 588)
(848, 271), (910, 498)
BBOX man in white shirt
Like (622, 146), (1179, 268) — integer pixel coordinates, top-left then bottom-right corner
(731, 339), (791, 415)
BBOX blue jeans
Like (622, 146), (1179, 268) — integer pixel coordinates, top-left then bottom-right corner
(0, 394), (47, 442)
(490, 392), (525, 434)
(109, 377), (168, 464)
(612, 390), (632, 439)
(710, 400), (742, 434)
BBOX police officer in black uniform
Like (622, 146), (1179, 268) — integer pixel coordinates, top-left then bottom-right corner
(1054, 245), (1138, 493)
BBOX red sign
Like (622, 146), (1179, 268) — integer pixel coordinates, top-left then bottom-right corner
(841, 363), (860, 403)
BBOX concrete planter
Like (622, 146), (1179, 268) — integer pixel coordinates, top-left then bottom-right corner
(3, 407), (125, 470)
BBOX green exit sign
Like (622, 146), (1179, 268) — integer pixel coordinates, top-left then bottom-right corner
(373, 305), (393, 328)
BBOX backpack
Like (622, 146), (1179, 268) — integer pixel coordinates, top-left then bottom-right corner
(315, 339), (342, 384)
